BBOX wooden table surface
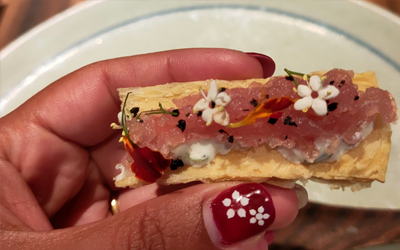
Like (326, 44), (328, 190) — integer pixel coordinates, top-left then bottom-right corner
(1, 0), (400, 249)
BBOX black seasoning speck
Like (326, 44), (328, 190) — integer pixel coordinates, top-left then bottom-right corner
(285, 136), (288, 140)
(285, 75), (294, 81)
(219, 87), (226, 92)
(197, 111), (202, 117)
(130, 107), (140, 117)
(266, 95), (269, 99)
(242, 109), (250, 112)
(172, 109), (180, 117)
(185, 113), (191, 117)
(284, 116), (297, 127)
(354, 96), (359, 101)
(137, 118), (143, 123)
(339, 85), (342, 88)
(250, 98), (258, 107)
(327, 102), (338, 112)
(329, 81), (334, 85)
(211, 101), (216, 109)
(340, 80), (345, 84)
(219, 129), (234, 143)
(268, 118), (278, 125)
(326, 100), (329, 104)
(284, 116), (291, 125)
(176, 119), (186, 132)
(170, 159), (184, 170)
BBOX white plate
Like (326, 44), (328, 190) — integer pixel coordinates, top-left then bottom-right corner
(1, 0), (399, 209)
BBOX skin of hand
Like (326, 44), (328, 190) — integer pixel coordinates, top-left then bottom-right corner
(0, 48), (305, 250)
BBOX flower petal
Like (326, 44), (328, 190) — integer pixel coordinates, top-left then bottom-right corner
(294, 96), (313, 111)
(215, 92), (231, 107)
(222, 198), (231, 207)
(117, 111), (122, 124)
(207, 80), (218, 101)
(232, 190), (240, 200)
(193, 99), (209, 113)
(309, 75), (322, 91)
(312, 98), (328, 116)
(297, 84), (312, 97)
(214, 110), (230, 126)
(202, 108), (216, 125)
(319, 85), (340, 100)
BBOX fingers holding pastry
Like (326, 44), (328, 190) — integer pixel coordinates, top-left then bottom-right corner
(34, 182), (300, 250)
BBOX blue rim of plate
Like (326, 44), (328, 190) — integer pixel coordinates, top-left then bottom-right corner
(2, 3), (400, 108)
(49, 4), (400, 73)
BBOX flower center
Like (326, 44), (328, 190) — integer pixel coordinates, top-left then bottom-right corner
(311, 91), (319, 99)
(210, 101), (216, 109)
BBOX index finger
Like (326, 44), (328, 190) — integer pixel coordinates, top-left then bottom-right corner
(11, 48), (269, 146)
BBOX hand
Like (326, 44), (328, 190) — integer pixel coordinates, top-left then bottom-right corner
(0, 48), (306, 249)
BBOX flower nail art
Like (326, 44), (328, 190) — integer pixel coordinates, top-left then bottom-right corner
(222, 190), (249, 219)
(249, 206), (270, 226)
(211, 183), (275, 244)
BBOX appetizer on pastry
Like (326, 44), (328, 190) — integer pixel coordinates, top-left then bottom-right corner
(111, 69), (398, 191)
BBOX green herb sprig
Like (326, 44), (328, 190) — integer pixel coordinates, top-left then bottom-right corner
(121, 92), (139, 148)
(136, 103), (179, 120)
(284, 68), (310, 87)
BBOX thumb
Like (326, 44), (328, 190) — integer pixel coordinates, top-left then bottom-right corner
(14, 183), (300, 250)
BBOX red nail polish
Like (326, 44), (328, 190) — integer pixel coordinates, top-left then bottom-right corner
(211, 183), (275, 245)
(246, 52), (276, 78)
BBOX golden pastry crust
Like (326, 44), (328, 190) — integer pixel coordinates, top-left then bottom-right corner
(115, 71), (392, 189)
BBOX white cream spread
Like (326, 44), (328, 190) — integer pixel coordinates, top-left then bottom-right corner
(171, 140), (233, 167)
(277, 121), (375, 164)
(170, 121), (375, 166)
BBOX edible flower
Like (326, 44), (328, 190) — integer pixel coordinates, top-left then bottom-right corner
(227, 96), (295, 128)
(118, 93), (171, 183)
(193, 80), (231, 126)
(121, 136), (171, 183)
(294, 75), (339, 116)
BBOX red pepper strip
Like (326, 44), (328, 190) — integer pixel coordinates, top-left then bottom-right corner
(122, 136), (171, 183)
(226, 96), (295, 128)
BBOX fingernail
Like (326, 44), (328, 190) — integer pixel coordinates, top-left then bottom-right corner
(246, 52), (276, 78)
(294, 184), (308, 209)
(210, 183), (276, 245)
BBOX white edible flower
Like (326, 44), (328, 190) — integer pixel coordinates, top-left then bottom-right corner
(193, 80), (231, 126)
(294, 75), (339, 116)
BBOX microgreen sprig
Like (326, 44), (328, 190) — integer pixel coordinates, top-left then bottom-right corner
(284, 68), (311, 87)
(121, 92), (139, 148)
(136, 103), (179, 120)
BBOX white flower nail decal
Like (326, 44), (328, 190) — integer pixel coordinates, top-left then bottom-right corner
(222, 190), (249, 219)
(193, 80), (231, 126)
(294, 75), (339, 116)
(249, 206), (270, 226)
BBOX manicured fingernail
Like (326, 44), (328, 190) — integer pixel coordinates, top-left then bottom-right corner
(246, 52), (276, 78)
(210, 183), (276, 245)
(294, 184), (308, 209)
